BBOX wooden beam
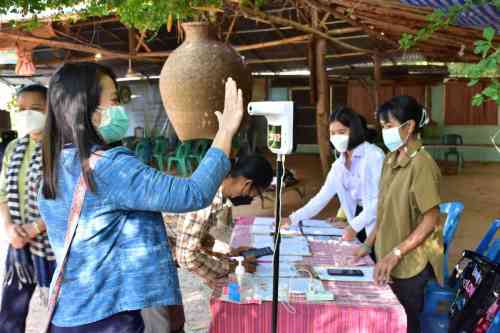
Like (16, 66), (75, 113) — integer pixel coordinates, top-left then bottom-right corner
(225, 12), (239, 43)
(36, 34), (323, 65)
(329, 27), (363, 35)
(302, 0), (399, 49)
(236, 34), (310, 51)
(135, 31), (151, 52)
(373, 53), (382, 108)
(37, 54), (164, 65)
(0, 31), (129, 59)
(246, 52), (369, 64)
(361, 17), (473, 49)
(224, 20), (345, 35)
(353, 9), (480, 44)
(327, 0), (493, 41)
(238, 5), (370, 53)
(69, 17), (120, 27)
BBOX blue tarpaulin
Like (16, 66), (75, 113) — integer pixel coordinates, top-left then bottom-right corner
(401, 0), (500, 30)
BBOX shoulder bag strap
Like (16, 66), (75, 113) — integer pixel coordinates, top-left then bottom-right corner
(42, 152), (103, 333)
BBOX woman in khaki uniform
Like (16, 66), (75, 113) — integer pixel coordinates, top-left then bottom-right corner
(357, 96), (444, 333)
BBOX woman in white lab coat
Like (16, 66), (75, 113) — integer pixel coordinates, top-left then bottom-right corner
(287, 106), (385, 253)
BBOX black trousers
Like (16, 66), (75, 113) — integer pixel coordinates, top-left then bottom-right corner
(390, 265), (435, 333)
(50, 311), (144, 333)
(354, 206), (377, 262)
(0, 270), (36, 333)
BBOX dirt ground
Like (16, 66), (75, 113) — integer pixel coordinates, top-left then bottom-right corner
(1, 154), (498, 332)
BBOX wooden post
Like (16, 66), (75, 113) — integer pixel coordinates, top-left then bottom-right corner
(373, 53), (382, 113)
(312, 9), (332, 177)
(128, 28), (137, 57)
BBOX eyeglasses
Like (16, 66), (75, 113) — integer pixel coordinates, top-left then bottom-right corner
(491, 128), (500, 154)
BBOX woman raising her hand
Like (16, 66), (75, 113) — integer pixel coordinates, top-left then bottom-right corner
(38, 62), (244, 332)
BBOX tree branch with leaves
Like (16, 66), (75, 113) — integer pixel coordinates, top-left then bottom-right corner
(400, 0), (499, 106)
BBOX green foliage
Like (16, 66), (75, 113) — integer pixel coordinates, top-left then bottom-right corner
(0, 0), (224, 32)
(400, 0), (499, 107)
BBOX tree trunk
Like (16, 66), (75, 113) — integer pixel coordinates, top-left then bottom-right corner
(314, 38), (332, 177)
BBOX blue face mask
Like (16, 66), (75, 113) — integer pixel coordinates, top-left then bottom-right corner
(382, 121), (408, 152)
(97, 105), (129, 143)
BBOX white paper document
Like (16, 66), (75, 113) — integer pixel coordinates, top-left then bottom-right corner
(280, 237), (311, 256)
(251, 224), (273, 235)
(288, 278), (311, 294)
(301, 226), (343, 236)
(258, 255), (303, 262)
(253, 235), (274, 248)
(300, 219), (336, 229)
(253, 217), (275, 226)
(315, 266), (375, 282)
(255, 262), (298, 277)
(253, 277), (289, 301)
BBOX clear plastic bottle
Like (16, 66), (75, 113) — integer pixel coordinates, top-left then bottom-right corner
(234, 257), (255, 302)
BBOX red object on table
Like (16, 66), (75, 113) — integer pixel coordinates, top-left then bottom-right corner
(209, 217), (407, 333)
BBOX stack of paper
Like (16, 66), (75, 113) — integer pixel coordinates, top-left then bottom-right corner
(253, 217), (275, 226)
(301, 226), (343, 236)
(251, 223), (301, 235)
(300, 219), (336, 229)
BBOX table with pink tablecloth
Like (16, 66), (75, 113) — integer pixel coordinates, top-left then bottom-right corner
(209, 218), (407, 333)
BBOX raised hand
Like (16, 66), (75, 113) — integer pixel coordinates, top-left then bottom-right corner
(215, 77), (244, 137)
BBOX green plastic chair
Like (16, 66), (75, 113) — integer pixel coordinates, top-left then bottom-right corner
(187, 139), (211, 167)
(167, 141), (192, 177)
(153, 137), (169, 171)
(135, 139), (152, 164)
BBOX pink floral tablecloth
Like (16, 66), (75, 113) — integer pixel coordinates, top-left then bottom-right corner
(209, 217), (407, 333)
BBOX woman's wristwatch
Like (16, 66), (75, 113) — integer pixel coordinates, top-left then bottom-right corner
(392, 247), (402, 259)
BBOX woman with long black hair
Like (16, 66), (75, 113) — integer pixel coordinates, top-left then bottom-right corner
(37, 62), (244, 332)
(286, 106), (385, 255)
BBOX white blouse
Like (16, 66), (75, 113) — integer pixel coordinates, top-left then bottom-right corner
(289, 142), (385, 235)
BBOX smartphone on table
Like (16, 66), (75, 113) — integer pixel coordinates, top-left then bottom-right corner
(326, 269), (364, 277)
(240, 247), (274, 258)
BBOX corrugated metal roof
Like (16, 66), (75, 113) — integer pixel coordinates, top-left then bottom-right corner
(401, 0), (500, 30)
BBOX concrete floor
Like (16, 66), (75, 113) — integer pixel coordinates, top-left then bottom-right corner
(1, 154), (498, 332)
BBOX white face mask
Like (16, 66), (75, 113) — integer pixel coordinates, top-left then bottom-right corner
(330, 134), (349, 153)
(14, 110), (46, 138)
(382, 121), (408, 152)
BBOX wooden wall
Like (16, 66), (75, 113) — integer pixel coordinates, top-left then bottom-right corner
(444, 80), (498, 125)
(347, 81), (427, 124)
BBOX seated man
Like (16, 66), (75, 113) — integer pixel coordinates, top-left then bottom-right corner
(143, 154), (273, 333)
(165, 153), (274, 287)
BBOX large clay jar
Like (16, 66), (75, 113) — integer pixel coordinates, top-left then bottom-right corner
(159, 22), (252, 141)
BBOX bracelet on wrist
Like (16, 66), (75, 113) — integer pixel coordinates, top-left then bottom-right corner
(33, 221), (42, 235)
(361, 242), (371, 252)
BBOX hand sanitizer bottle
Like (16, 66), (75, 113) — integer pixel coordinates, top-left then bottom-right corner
(234, 256), (254, 302)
